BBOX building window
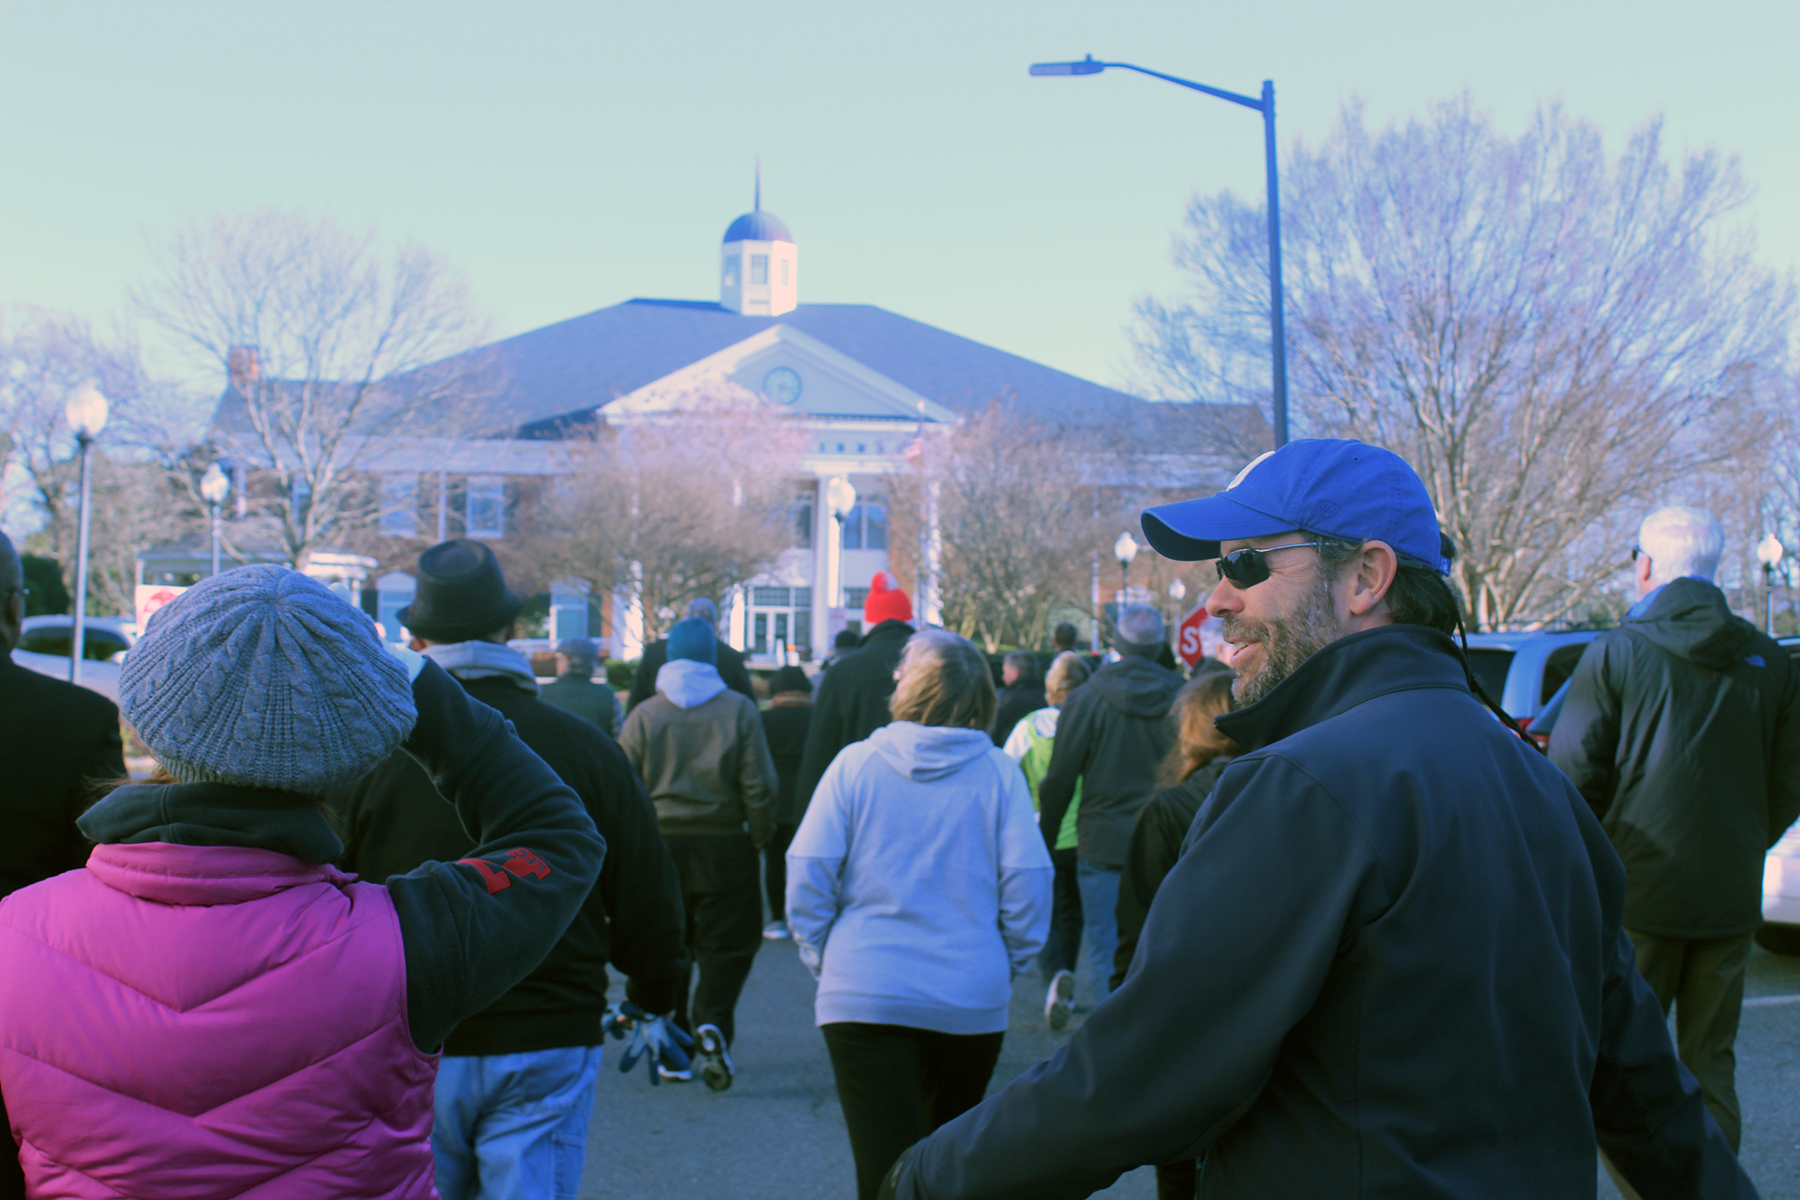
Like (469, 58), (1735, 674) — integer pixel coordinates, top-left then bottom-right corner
(723, 255), (740, 287)
(780, 258), (790, 285)
(753, 586), (793, 606)
(841, 495), (887, 551)
(750, 255), (768, 285)
(466, 477), (505, 538)
(753, 612), (768, 655)
(380, 474), (419, 537)
(792, 490), (814, 549)
(844, 587), (869, 610)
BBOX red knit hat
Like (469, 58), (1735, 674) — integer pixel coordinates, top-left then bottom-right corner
(862, 571), (913, 625)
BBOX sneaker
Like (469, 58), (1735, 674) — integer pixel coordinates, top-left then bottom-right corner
(695, 1023), (735, 1092)
(762, 921), (790, 940)
(1045, 969), (1076, 1031)
(655, 1062), (692, 1083)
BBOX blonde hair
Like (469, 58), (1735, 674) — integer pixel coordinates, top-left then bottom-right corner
(1045, 651), (1090, 707)
(1158, 670), (1239, 787)
(889, 629), (996, 730)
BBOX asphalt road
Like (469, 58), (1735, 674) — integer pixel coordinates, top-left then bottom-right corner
(581, 936), (1800, 1199)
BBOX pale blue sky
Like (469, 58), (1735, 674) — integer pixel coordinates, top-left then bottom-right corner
(1, 0), (1794, 392)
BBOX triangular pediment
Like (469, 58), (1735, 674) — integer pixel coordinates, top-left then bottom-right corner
(598, 325), (958, 424)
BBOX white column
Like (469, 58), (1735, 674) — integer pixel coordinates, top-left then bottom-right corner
(922, 477), (943, 627)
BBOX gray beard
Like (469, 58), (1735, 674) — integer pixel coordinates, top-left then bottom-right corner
(1225, 571), (1342, 706)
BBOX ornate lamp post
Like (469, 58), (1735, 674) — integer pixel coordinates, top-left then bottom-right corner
(200, 462), (231, 576)
(1757, 533), (1785, 636)
(825, 475), (858, 615)
(64, 382), (109, 685)
(1168, 576), (1188, 630)
(1115, 530), (1140, 602)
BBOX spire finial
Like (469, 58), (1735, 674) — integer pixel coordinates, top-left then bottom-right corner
(754, 155), (761, 211)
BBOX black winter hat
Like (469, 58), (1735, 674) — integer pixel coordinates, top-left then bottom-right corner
(398, 539), (525, 643)
(769, 665), (812, 696)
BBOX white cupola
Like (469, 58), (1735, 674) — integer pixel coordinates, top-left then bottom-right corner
(720, 169), (797, 316)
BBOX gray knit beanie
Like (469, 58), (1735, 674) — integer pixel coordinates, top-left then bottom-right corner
(120, 564), (417, 793)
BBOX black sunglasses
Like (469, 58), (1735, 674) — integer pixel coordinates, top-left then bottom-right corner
(1630, 545), (1643, 562)
(1214, 542), (1321, 588)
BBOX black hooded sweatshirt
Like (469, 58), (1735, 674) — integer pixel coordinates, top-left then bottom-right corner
(1037, 653), (1183, 866)
(1552, 577), (1800, 939)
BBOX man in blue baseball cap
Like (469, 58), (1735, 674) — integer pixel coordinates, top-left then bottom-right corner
(881, 439), (1749, 1199)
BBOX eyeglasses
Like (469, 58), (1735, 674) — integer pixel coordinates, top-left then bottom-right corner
(1630, 546), (1643, 562)
(1213, 542), (1321, 588)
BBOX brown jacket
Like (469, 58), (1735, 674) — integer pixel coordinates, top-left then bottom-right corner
(620, 682), (776, 846)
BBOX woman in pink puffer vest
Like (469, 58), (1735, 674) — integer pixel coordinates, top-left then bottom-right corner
(0, 566), (604, 1199)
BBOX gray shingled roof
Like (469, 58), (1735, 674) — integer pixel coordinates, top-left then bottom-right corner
(389, 298), (1168, 435)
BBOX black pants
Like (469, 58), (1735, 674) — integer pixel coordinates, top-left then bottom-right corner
(1039, 847), (1083, 980)
(761, 821), (797, 922)
(822, 1022), (1005, 1200)
(664, 833), (763, 1045)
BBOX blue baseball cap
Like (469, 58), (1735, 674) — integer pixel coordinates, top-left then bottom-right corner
(1140, 438), (1450, 573)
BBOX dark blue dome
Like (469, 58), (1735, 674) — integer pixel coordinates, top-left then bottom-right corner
(723, 210), (793, 244)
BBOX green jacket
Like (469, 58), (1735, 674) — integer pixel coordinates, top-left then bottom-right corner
(1003, 707), (1080, 851)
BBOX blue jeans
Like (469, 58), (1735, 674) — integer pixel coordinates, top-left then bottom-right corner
(1076, 859), (1123, 1005)
(433, 1045), (603, 1200)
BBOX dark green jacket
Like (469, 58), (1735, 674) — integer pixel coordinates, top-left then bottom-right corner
(1551, 578), (1800, 938)
(1038, 654), (1183, 867)
(539, 672), (622, 736)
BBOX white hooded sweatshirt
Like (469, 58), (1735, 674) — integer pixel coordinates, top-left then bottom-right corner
(786, 721), (1053, 1035)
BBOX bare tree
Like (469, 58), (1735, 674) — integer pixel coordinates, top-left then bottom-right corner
(0, 307), (204, 615)
(887, 401), (1110, 651)
(133, 209), (490, 569)
(520, 399), (806, 642)
(1135, 97), (1793, 628)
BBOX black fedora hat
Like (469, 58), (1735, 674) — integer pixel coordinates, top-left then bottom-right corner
(398, 539), (526, 642)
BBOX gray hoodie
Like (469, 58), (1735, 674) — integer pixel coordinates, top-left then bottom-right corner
(786, 721), (1053, 1035)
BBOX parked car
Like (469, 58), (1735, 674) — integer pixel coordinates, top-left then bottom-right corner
(1458, 630), (1603, 732)
(9, 615), (139, 702)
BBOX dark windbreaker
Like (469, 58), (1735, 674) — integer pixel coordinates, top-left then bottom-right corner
(1037, 654), (1182, 866)
(890, 625), (1749, 1200)
(1551, 577), (1800, 939)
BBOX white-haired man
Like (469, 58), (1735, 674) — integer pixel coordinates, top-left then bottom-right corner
(1553, 505), (1800, 1153)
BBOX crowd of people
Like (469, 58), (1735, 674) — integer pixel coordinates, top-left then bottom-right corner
(0, 435), (1794, 1200)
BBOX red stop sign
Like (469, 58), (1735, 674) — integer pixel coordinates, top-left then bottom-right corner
(1176, 602), (1213, 668)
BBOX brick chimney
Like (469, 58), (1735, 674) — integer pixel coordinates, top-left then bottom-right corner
(228, 345), (261, 392)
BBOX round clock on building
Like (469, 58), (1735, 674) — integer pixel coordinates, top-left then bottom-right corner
(762, 366), (803, 405)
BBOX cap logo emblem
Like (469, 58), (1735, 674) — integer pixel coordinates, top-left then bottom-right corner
(1227, 451), (1276, 490)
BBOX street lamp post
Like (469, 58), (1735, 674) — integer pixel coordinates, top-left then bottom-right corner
(825, 476), (858, 621)
(1167, 576), (1187, 631)
(200, 462), (232, 576)
(1115, 529), (1140, 607)
(1758, 533), (1785, 636)
(1031, 54), (1288, 448)
(64, 382), (109, 686)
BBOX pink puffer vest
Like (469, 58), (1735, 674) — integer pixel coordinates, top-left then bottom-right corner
(0, 843), (440, 1199)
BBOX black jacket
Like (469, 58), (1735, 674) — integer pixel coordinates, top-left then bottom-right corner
(991, 683), (1047, 747)
(761, 702), (813, 827)
(627, 638), (754, 713)
(892, 625), (1748, 1200)
(1110, 756), (1233, 990)
(1037, 654), (1182, 867)
(332, 673), (686, 1054)
(794, 619), (914, 814)
(1551, 578), (1800, 939)
(0, 654), (125, 898)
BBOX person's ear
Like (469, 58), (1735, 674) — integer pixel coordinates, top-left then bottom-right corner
(1636, 553), (1655, 589)
(1344, 541), (1399, 619)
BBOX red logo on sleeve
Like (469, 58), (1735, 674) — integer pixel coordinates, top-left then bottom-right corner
(456, 848), (553, 894)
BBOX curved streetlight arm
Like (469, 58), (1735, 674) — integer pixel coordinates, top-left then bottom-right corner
(1028, 55), (1287, 447)
(1097, 61), (1264, 111)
